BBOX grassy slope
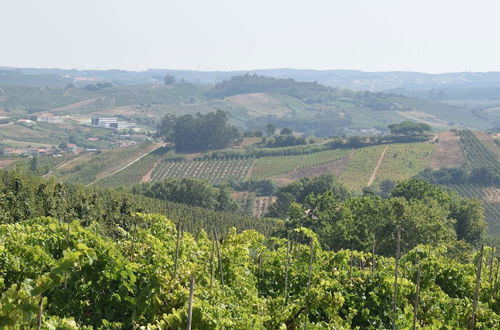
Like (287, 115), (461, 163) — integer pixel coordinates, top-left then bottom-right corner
(51, 141), (159, 184)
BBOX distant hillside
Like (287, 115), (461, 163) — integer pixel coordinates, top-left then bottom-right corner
(4, 66), (500, 90)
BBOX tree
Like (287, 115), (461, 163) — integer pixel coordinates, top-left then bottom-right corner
(164, 74), (176, 85)
(30, 155), (38, 173)
(156, 113), (176, 141)
(266, 124), (276, 137)
(388, 121), (431, 136)
(157, 111), (240, 152)
(280, 127), (293, 136)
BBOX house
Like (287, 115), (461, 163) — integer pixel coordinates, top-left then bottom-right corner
(91, 117), (117, 127)
(17, 119), (34, 124)
(37, 113), (64, 124)
(67, 143), (78, 152)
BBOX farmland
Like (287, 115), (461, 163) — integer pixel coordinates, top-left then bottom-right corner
(50, 141), (161, 184)
(458, 129), (500, 170)
(337, 145), (387, 191)
(151, 158), (254, 185)
(250, 149), (352, 180)
(372, 142), (435, 186)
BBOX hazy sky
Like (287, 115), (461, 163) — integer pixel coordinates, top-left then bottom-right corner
(1, 0), (499, 73)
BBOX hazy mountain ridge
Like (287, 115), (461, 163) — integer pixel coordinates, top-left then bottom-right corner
(3, 66), (500, 90)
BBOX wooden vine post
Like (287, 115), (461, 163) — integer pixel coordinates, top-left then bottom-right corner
(494, 257), (499, 293)
(186, 275), (195, 330)
(392, 225), (401, 330)
(413, 253), (421, 330)
(37, 295), (43, 330)
(304, 239), (315, 330)
(488, 247), (495, 285)
(173, 221), (182, 277)
(214, 227), (225, 289)
(372, 237), (376, 275)
(209, 240), (215, 290)
(471, 244), (484, 330)
(284, 234), (291, 303)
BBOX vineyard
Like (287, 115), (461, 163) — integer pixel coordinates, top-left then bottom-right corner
(1, 215), (498, 328)
(372, 142), (435, 186)
(250, 149), (352, 180)
(447, 184), (500, 236)
(151, 158), (254, 185)
(338, 145), (387, 191)
(458, 130), (500, 170)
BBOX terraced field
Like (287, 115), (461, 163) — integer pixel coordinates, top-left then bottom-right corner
(251, 149), (352, 180)
(151, 158), (254, 185)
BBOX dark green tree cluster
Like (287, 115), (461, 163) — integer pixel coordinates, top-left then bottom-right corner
(157, 110), (240, 152)
(268, 174), (350, 218)
(132, 178), (238, 212)
(163, 73), (176, 85)
(230, 179), (276, 196)
(388, 121), (432, 136)
(261, 127), (307, 148)
(419, 166), (500, 186)
(205, 74), (337, 103)
(282, 178), (486, 255)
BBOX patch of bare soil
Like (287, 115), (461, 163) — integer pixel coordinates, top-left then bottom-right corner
(484, 187), (500, 203)
(272, 151), (356, 186)
(0, 159), (16, 169)
(430, 131), (465, 169)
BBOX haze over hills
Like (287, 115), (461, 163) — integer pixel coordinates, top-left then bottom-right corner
(4, 66), (500, 90)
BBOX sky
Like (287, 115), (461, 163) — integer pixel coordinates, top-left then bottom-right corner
(1, 0), (499, 73)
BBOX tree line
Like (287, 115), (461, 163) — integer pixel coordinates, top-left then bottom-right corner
(419, 166), (500, 186)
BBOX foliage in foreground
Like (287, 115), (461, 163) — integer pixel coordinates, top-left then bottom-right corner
(0, 170), (281, 238)
(0, 215), (498, 329)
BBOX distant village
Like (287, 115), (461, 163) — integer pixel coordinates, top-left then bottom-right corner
(1, 113), (151, 158)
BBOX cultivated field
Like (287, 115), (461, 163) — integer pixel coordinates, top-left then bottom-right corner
(251, 149), (352, 180)
(151, 158), (254, 185)
(372, 143), (435, 186)
(337, 145), (387, 191)
(458, 130), (500, 170)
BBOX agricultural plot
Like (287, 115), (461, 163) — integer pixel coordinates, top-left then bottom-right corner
(373, 143), (435, 186)
(447, 184), (500, 237)
(337, 145), (387, 191)
(458, 130), (500, 170)
(251, 149), (352, 180)
(67, 97), (115, 115)
(151, 158), (254, 185)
